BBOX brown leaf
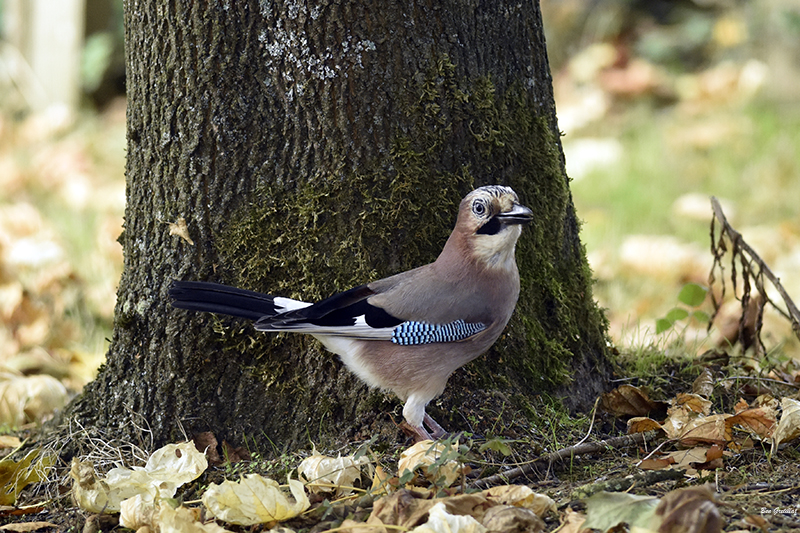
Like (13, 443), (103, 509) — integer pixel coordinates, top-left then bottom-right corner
(482, 505), (544, 533)
(193, 432), (221, 465)
(678, 414), (732, 447)
(639, 456), (676, 470)
(690, 457), (724, 471)
(705, 444), (724, 461)
(221, 440), (249, 463)
(368, 489), (436, 531)
(675, 393), (712, 415)
(726, 408), (776, 440)
(0, 522), (58, 532)
(692, 368), (715, 398)
(628, 416), (664, 434)
(733, 398), (749, 414)
(656, 485), (722, 533)
(744, 514), (768, 528)
(600, 385), (666, 417)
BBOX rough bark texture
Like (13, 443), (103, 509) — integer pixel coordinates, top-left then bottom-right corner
(58, 0), (611, 455)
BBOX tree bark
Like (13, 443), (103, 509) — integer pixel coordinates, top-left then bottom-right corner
(57, 0), (610, 455)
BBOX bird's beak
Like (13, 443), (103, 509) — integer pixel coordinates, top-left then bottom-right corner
(496, 203), (533, 225)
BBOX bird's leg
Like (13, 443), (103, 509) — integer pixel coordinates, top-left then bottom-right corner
(423, 413), (448, 439)
(400, 421), (434, 442)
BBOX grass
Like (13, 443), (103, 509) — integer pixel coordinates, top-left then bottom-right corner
(572, 101), (800, 249)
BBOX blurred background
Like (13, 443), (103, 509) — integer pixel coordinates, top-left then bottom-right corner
(0, 0), (798, 427)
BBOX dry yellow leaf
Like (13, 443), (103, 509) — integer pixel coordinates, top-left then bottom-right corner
(70, 441), (208, 513)
(0, 373), (68, 426)
(298, 450), (367, 496)
(482, 485), (555, 516)
(202, 475), (309, 526)
(398, 440), (461, 488)
(0, 449), (54, 506)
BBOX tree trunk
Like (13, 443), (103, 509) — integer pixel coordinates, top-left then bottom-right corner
(58, 0), (610, 455)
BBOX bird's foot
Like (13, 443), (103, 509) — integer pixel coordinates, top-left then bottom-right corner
(400, 422), (433, 442)
(423, 414), (448, 439)
(400, 414), (449, 442)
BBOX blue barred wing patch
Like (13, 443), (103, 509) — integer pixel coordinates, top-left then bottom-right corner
(391, 319), (486, 345)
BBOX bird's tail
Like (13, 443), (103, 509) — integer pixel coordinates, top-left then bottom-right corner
(169, 281), (281, 321)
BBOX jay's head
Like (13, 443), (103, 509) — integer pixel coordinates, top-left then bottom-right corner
(453, 185), (533, 268)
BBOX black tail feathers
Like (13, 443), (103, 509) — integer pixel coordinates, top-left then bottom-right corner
(169, 280), (277, 321)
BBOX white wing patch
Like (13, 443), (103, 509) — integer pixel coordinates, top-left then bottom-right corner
(272, 297), (312, 313)
(254, 314), (395, 340)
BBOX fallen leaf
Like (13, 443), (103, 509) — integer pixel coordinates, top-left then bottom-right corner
(482, 485), (555, 516)
(772, 397), (800, 453)
(398, 440), (462, 488)
(0, 437), (21, 449)
(70, 441), (208, 513)
(158, 503), (231, 533)
(119, 493), (156, 530)
(201, 475), (309, 526)
(600, 385), (665, 417)
(678, 414), (732, 447)
(0, 374), (69, 426)
(582, 491), (660, 532)
(557, 508), (586, 533)
(0, 449), (54, 506)
(656, 485), (721, 533)
(193, 432), (221, 465)
(0, 522), (58, 532)
(675, 393), (712, 415)
(368, 489), (434, 531)
(298, 449), (368, 496)
(640, 456), (676, 470)
(370, 465), (391, 495)
(692, 369), (715, 398)
(481, 505), (544, 533)
(726, 407), (776, 440)
(121, 496), (231, 532)
(733, 398), (749, 414)
(628, 417), (664, 434)
(661, 448), (710, 476)
(412, 502), (486, 533)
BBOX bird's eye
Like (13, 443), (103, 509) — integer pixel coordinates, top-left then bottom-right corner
(472, 199), (488, 218)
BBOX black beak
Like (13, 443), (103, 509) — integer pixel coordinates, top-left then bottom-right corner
(496, 203), (533, 225)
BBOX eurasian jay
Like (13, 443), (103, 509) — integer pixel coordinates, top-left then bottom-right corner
(170, 185), (532, 441)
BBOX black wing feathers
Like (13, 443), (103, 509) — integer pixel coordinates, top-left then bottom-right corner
(256, 284), (403, 329)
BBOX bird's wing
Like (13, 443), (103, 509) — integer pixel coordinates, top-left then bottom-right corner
(254, 267), (487, 344)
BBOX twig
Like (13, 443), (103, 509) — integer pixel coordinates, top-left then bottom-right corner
(718, 375), (799, 389)
(709, 197), (800, 344)
(570, 468), (685, 500)
(471, 431), (658, 489)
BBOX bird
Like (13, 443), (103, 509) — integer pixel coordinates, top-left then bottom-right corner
(169, 185), (532, 441)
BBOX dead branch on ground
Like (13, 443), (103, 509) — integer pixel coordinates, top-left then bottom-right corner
(708, 197), (800, 357)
